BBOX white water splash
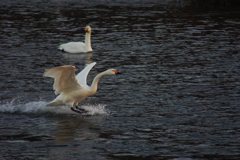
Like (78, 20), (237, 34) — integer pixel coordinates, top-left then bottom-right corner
(80, 104), (109, 116)
(0, 98), (108, 116)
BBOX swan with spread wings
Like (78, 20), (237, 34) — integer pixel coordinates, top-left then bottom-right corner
(43, 62), (120, 113)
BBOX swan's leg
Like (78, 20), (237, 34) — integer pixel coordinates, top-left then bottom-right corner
(75, 106), (87, 112)
(71, 106), (87, 114)
(71, 107), (84, 114)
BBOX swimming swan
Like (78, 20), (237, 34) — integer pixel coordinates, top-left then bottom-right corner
(58, 26), (93, 53)
(43, 62), (120, 113)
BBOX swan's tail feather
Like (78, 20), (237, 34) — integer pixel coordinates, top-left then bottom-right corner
(58, 45), (64, 51)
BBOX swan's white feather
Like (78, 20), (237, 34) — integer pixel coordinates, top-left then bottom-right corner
(59, 42), (86, 53)
(43, 65), (81, 95)
(76, 62), (96, 87)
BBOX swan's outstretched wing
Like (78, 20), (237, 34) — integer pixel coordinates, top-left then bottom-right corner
(76, 62), (96, 87)
(43, 65), (81, 95)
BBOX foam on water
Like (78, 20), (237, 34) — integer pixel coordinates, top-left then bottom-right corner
(0, 98), (108, 116)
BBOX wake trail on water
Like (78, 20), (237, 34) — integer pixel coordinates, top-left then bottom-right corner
(0, 98), (108, 116)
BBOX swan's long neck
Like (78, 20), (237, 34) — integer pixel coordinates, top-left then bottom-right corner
(90, 71), (107, 94)
(85, 32), (92, 52)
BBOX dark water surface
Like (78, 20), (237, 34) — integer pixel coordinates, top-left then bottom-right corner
(0, 0), (240, 159)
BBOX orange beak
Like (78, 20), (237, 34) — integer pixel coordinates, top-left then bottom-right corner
(85, 28), (91, 32)
(114, 70), (121, 74)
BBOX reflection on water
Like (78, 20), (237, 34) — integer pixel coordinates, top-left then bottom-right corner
(0, 0), (240, 159)
(49, 116), (107, 160)
(62, 52), (93, 65)
(54, 117), (102, 144)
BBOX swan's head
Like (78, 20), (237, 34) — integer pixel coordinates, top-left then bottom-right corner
(85, 26), (91, 32)
(104, 69), (121, 75)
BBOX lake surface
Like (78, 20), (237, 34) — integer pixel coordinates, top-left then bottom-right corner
(0, 0), (240, 159)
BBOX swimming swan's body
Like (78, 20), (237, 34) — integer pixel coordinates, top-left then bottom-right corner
(43, 62), (119, 109)
(58, 26), (92, 53)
